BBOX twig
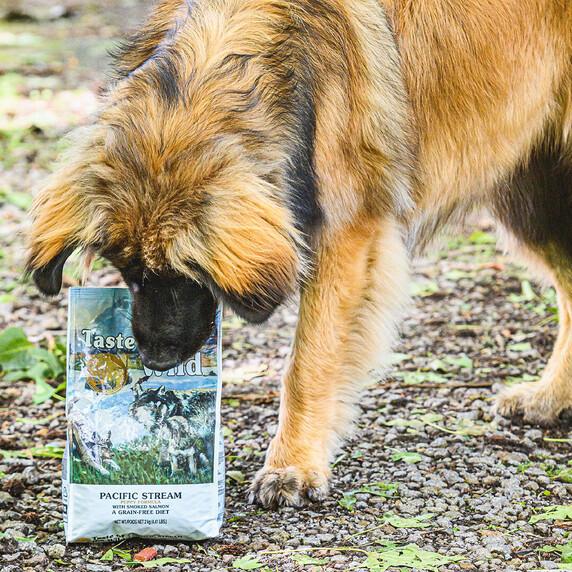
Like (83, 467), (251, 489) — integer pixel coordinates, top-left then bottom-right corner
(345, 524), (387, 541)
(260, 547), (370, 557)
(223, 392), (280, 401)
(370, 382), (493, 390)
(423, 421), (459, 435)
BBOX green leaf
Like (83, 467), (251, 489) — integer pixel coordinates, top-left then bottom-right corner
(338, 482), (399, 511)
(5, 192), (32, 210)
(506, 373), (540, 387)
(451, 418), (497, 436)
(0, 532), (37, 542)
(443, 355), (473, 370)
(409, 281), (440, 297)
(537, 542), (572, 566)
(382, 418), (423, 428)
(445, 269), (469, 280)
(32, 377), (58, 402)
(390, 450), (423, 464)
(0, 446), (64, 460)
(0, 327), (65, 404)
(363, 543), (464, 571)
(32, 379), (66, 405)
(30, 347), (64, 377)
(378, 512), (434, 529)
(507, 342), (533, 352)
(396, 370), (448, 385)
(556, 469), (572, 484)
(469, 231), (496, 245)
(428, 359), (447, 372)
(291, 554), (328, 566)
(358, 483), (399, 498)
(0, 327), (34, 370)
(418, 413), (444, 424)
(127, 557), (192, 568)
(530, 505), (572, 524)
(100, 549), (114, 561)
(390, 353), (410, 364)
(521, 279), (537, 301)
(233, 555), (266, 569)
(227, 470), (245, 484)
(5, 362), (50, 385)
(113, 548), (132, 561)
(509, 279), (537, 303)
(338, 491), (357, 512)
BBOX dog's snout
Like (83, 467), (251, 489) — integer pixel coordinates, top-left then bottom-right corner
(139, 341), (183, 372)
(129, 276), (217, 372)
(140, 352), (180, 372)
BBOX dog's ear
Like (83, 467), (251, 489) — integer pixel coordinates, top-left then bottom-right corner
(30, 245), (76, 296)
(26, 159), (93, 295)
(26, 124), (110, 295)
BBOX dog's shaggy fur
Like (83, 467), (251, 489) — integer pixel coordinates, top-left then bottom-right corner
(27, 0), (571, 507)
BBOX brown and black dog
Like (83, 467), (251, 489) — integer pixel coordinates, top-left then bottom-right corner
(26, 0), (571, 507)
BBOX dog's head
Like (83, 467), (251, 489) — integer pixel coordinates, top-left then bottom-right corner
(25, 4), (321, 371)
(26, 121), (306, 370)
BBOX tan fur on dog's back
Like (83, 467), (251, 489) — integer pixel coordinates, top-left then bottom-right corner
(380, 0), (572, 244)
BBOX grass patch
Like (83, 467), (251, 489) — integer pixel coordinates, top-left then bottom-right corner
(71, 435), (214, 486)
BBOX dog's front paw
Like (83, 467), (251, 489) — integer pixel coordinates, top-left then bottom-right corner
(249, 465), (330, 508)
(495, 381), (572, 425)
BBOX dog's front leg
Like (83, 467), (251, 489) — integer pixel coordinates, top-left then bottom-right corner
(250, 218), (409, 507)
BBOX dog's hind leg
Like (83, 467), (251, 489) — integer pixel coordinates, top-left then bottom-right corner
(250, 217), (410, 507)
(496, 276), (572, 424)
(494, 140), (572, 424)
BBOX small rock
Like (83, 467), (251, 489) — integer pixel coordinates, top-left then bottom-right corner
(25, 555), (48, 566)
(163, 545), (179, 557)
(0, 536), (18, 553)
(45, 543), (66, 559)
(21, 466), (41, 485)
(0, 492), (14, 508)
(85, 565), (113, 572)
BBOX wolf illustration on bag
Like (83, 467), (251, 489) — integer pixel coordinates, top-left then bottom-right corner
(69, 409), (120, 476)
(129, 379), (216, 478)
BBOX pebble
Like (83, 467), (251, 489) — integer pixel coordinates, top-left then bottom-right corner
(0, 493), (14, 508)
(44, 544), (66, 559)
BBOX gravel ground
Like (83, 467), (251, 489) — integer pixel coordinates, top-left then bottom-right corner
(2, 2), (572, 571)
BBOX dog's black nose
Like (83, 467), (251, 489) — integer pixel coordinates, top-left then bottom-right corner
(139, 350), (180, 372)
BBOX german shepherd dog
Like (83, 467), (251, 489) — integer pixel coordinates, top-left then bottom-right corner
(26, 0), (571, 507)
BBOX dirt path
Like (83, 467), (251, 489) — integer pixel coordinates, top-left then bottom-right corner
(1, 2), (572, 571)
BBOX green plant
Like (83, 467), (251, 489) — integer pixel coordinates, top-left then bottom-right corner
(0, 327), (66, 403)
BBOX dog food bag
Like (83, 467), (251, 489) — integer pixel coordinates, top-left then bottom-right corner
(62, 287), (224, 542)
